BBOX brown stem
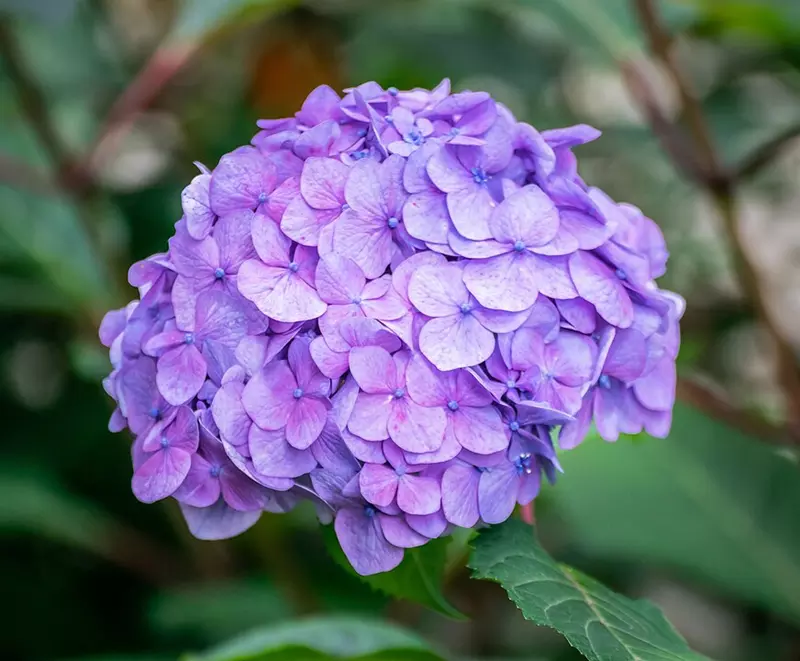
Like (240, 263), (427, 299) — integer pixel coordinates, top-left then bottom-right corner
(677, 377), (800, 446)
(732, 120), (800, 181)
(630, 0), (800, 428)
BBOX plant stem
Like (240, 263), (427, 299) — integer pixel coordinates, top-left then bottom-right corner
(630, 0), (800, 430)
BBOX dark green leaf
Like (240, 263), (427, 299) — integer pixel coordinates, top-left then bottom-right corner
(322, 525), (465, 619)
(187, 616), (445, 661)
(551, 403), (800, 623)
(470, 520), (711, 661)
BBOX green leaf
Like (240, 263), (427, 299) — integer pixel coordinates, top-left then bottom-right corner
(149, 578), (289, 642)
(187, 616), (445, 661)
(171, 0), (297, 43)
(470, 520), (711, 661)
(551, 403), (800, 624)
(322, 525), (465, 619)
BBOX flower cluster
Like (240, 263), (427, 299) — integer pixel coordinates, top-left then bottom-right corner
(100, 80), (683, 575)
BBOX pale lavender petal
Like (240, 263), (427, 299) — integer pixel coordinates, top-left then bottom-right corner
(183, 173), (215, 239)
(210, 148), (276, 215)
(478, 464), (518, 524)
(558, 396), (593, 450)
(391, 251), (446, 302)
(311, 421), (360, 475)
(441, 463), (480, 527)
(426, 146), (472, 192)
(285, 397), (328, 449)
(403, 424), (461, 465)
(403, 192), (451, 244)
(388, 398), (446, 453)
(249, 425), (316, 478)
(472, 306), (530, 334)
(452, 405), (507, 454)
(489, 185), (559, 247)
(310, 336), (350, 379)
(570, 251), (633, 327)
(241, 360), (296, 430)
(214, 209), (255, 269)
(380, 515), (429, 548)
(211, 382), (251, 447)
(397, 474), (441, 515)
(448, 232), (507, 259)
(348, 392), (392, 441)
(359, 463), (399, 507)
(463, 252), (538, 313)
(157, 344), (206, 405)
(335, 508), (403, 576)
(405, 354), (448, 406)
(633, 357), (675, 412)
(301, 157), (348, 209)
(180, 500), (261, 540)
(250, 213), (290, 265)
(447, 187), (494, 241)
(333, 210), (393, 279)
(557, 298), (597, 334)
(315, 254), (365, 304)
(406, 510), (448, 538)
(343, 429), (385, 463)
(238, 259), (327, 323)
(331, 375), (360, 431)
(132, 448), (191, 503)
(348, 346), (397, 393)
(419, 314), (495, 371)
(280, 198), (337, 246)
(407, 263), (466, 317)
(549, 331), (596, 386)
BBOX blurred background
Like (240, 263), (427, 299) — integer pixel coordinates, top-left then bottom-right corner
(2, 1), (800, 660)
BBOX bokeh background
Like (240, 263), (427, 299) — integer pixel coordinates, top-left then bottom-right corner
(3, 1), (800, 660)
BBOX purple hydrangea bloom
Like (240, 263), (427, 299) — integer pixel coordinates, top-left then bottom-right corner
(99, 80), (682, 575)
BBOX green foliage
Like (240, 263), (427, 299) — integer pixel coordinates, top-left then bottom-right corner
(187, 617), (445, 661)
(552, 403), (800, 624)
(171, 0), (299, 43)
(322, 525), (465, 619)
(470, 520), (711, 661)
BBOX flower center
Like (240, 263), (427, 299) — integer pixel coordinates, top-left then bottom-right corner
(384, 114), (393, 124)
(387, 87), (399, 97)
(149, 407), (161, 419)
(393, 388), (405, 399)
(514, 452), (533, 475)
(288, 261), (300, 273)
(615, 268), (627, 280)
(341, 203), (350, 211)
(506, 379), (516, 389)
(293, 387), (304, 399)
(387, 216), (399, 229)
(447, 400), (459, 411)
(351, 150), (368, 161)
(258, 192), (268, 204)
(364, 504), (376, 518)
(405, 129), (424, 146)
(509, 420), (520, 432)
(459, 302), (473, 315)
(209, 465), (222, 478)
(395, 465), (407, 477)
(214, 267), (225, 280)
(513, 240), (526, 252)
(351, 295), (362, 305)
(470, 167), (488, 185)
(160, 436), (169, 449)
(598, 374), (612, 389)
(184, 332), (195, 345)
(449, 127), (461, 137)
(357, 128), (367, 138)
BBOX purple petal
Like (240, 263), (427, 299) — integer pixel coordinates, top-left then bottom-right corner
(388, 398), (446, 453)
(426, 145), (472, 192)
(301, 156), (348, 208)
(332, 210), (393, 279)
(132, 447), (191, 503)
(452, 405), (507, 454)
(238, 259), (327, 323)
(548, 331), (596, 386)
(183, 173), (215, 239)
(558, 396), (593, 449)
(348, 392), (392, 441)
(281, 197), (337, 246)
(489, 185), (559, 247)
(214, 209), (255, 270)
(407, 263), (467, 317)
(286, 397), (328, 449)
(180, 500), (261, 540)
(557, 298), (597, 334)
(419, 314), (495, 371)
(633, 357), (675, 412)
(441, 463), (480, 527)
(478, 463), (518, 524)
(241, 360), (295, 430)
(210, 148), (276, 215)
(359, 463), (399, 507)
(403, 192), (451, 244)
(249, 425), (316, 478)
(446, 187), (494, 241)
(405, 354), (448, 406)
(569, 251), (633, 327)
(335, 507), (404, 576)
(397, 474), (441, 515)
(157, 344), (206, 405)
(310, 336), (349, 380)
(380, 515), (429, 548)
(315, 254), (365, 304)
(604, 328), (648, 383)
(348, 346), (397, 393)
(406, 510), (448, 538)
(463, 252), (538, 313)
(250, 212), (290, 266)
(343, 429), (386, 463)
(211, 382), (250, 447)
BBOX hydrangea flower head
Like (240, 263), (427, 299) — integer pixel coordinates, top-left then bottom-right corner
(100, 80), (683, 575)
